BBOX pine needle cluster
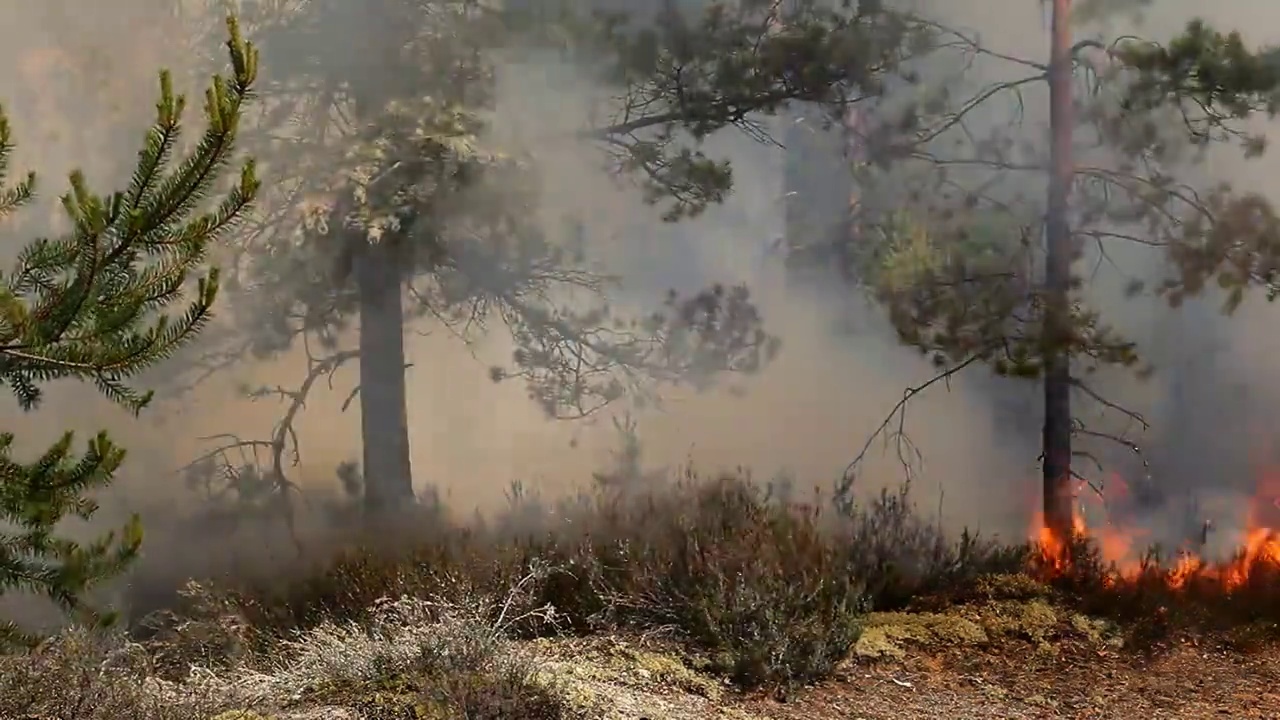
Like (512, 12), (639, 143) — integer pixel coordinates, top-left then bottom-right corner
(0, 16), (259, 647)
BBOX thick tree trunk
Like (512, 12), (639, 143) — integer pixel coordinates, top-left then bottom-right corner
(356, 239), (415, 515)
(1042, 0), (1076, 541)
(344, 0), (418, 518)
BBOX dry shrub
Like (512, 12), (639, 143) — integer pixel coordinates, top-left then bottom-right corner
(164, 472), (1023, 690)
(416, 666), (570, 720)
(841, 486), (1028, 608)
(212, 587), (572, 720)
(568, 476), (868, 688)
(0, 626), (215, 720)
(1, 576), (574, 719)
(134, 510), (477, 654)
(139, 580), (259, 680)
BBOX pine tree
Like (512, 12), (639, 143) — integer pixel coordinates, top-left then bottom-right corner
(180, 0), (798, 517)
(0, 15), (259, 646)
(783, 6), (1280, 538)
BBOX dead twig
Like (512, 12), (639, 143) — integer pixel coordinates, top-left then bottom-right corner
(837, 354), (983, 511)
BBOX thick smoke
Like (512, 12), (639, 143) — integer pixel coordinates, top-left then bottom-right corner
(908, 0), (1280, 553)
(1, 0), (1279, 630)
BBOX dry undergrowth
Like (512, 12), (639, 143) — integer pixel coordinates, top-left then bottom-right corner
(4, 576), (1252, 720)
(0, 582), (1081, 720)
(3, 474), (1280, 719)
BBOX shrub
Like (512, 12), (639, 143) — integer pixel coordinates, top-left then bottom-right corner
(841, 485), (1028, 609)
(0, 627), (217, 720)
(166, 472), (1029, 689)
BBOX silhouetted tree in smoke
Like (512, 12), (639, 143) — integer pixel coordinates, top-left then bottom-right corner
(0, 16), (258, 646)
(185, 0), (962, 518)
(783, 2), (1280, 540)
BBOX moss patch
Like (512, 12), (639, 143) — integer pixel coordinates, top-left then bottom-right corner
(856, 611), (988, 659)
(525, 636), (763, 719)
(529, 636), (721, 699)
(856, 595), (1121, 660)
(976, 599), (1059, 642)
(306, 672), (424, 717)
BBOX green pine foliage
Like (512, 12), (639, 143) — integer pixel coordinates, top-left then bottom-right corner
(0, 15), (259, 647)
(818, 18), (1280, 379)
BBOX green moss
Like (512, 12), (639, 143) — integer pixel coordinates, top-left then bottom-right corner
(299, 671), (429, 719)
(530, 637), (721, 700)
(1069, 612), (1120, 645)
(596, 643), (721, 698)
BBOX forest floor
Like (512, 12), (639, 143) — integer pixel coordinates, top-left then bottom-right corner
(6, 576), (1280, 720)
(732, 641), (1280, 720)
(180, 586), (1276, 720)
(4, 476), (1279, 719)
(488, 597), (1280, 720)
(743, 632), (1280, 719)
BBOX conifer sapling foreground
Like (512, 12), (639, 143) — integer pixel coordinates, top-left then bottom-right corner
(0, 15), (259, 647)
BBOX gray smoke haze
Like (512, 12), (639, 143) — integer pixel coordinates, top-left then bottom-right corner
(2, 0), (1279, 626)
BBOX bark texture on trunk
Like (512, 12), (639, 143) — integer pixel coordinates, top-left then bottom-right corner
(1042, 0), (1076, 541)
(345, 0), (418, 519)
(357, 239), (416, 515)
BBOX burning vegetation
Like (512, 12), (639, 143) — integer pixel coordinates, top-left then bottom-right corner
(1031, 456), (1280, 592)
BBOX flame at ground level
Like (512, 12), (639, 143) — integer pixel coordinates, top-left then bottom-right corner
(1029, 464), (1280, 590)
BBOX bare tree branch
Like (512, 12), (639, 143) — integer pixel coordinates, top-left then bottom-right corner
(837, 354), (984, 510)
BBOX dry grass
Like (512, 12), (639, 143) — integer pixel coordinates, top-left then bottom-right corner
(1, 580), (581, 719)
(0, 626), (220, 720)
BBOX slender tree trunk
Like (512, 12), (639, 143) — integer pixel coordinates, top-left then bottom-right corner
(1042, 0), (1076, 541)
(356, 239), (415, 515)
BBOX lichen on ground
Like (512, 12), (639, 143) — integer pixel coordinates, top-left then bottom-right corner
(524, 636), (761, 720)
(855, 592), (1122, 660)
(856, 610), (989, 659)
(530, 636), (721, 697)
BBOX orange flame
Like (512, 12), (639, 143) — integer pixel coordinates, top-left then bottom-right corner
(1029, 461), (1280, 591)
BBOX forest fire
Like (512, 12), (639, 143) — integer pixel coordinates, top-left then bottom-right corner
(1030, 461), (1280, 591)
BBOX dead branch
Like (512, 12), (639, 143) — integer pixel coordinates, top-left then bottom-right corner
(176, 338), (360, 554)
(836, 354), (983, 511)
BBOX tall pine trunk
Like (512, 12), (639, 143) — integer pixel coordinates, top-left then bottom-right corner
(1042, 0), (1076, 540)
(347, 0), (417, 517)
(356, 238), (416, 515)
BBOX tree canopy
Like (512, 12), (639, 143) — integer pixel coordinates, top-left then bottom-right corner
(178, 0), (874, 513)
